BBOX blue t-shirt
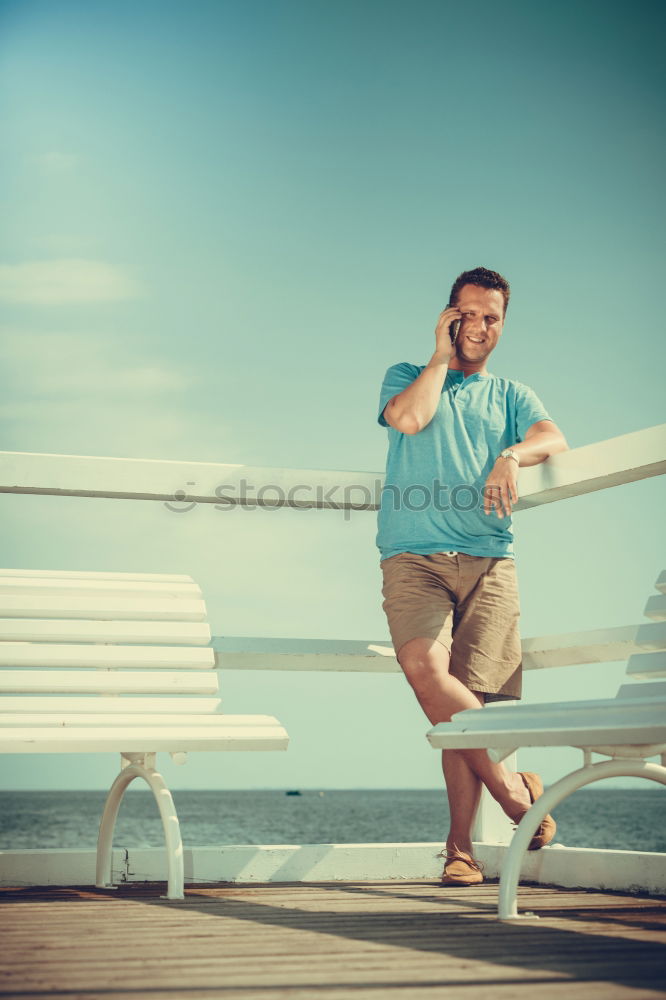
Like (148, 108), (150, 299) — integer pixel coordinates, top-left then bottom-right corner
(376, 363), (553, 563)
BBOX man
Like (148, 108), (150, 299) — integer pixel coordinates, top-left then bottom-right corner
(376, 266), (568, 886)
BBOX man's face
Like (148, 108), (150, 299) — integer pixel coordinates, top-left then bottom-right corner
(454, 284), (505, 362)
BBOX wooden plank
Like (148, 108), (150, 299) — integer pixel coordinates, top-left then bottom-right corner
(3, 842), (662, 894)
(512, 423), (666, 509)
(520, 622), (666, 667)
(644, 593), (666, 621)
(0, 721), (289, 752)
(1, 423), (664, 510)
(0, 695), (222, 713)
(216, 647), (402, 673)
(0, 712), (284, 727)
(626, 651), (666, 679)
(210, 623), (666, 673)
(0, 575), (202, 599)
(616, 681), (666, 699)
(0, 982), (652, 1000)
(0, 568), (194, 581)
(0, 617), (212, 644)
(0, 669), (219, 694)
(0, 642), (216, 669)
(427, 696), (666, 749)
(0, 594), (207, 620)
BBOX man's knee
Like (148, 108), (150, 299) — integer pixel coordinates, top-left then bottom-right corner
(397, 636), (451, 683)
(397, 638), (486, 710)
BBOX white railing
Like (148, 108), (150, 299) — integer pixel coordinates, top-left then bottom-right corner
(1, 423), (664, 509)
(209, 623), (666, 674)
(1, 423), (665, 889)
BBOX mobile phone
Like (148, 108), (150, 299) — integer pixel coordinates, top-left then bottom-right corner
(448, 302), (461, 344)
(450, 319), (461, 344)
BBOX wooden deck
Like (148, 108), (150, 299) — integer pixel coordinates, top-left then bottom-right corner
(1, 880), (665, 999)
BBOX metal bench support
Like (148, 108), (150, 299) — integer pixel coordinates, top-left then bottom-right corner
(499, 757), (666, 921)
(96, 752), (185, 900)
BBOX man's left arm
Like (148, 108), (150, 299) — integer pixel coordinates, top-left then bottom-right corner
(484, 419), (569, 517)
(508, 419), (569, 467)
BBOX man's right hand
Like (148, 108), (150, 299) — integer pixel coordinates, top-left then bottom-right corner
(386, 310), (459, 433)
(433, 306), (462, 363)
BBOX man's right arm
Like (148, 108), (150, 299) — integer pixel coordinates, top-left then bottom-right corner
(383, 305), (461, 434)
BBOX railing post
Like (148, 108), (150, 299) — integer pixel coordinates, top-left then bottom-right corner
(472, 751), (518, 845)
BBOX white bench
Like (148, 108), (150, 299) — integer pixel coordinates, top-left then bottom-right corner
(428, 569), (666, 921)
(0, 568), (289, 899)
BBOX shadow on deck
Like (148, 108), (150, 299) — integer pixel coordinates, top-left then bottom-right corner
(1, 880), (666, 998)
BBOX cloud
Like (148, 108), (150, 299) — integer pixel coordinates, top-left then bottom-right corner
(0, 327), (225, 462)
(30, 235), (100, 255)
(0, 396), (216, 460)
(0, 330), (188, 396)
(31, 152), (79, 173)
(0, 259), (142, 304)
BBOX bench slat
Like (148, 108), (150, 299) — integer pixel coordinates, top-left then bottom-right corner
(0, 724), (289, 753)
(0, 713), (282, 727)
(626, 651), (666, 679)
(616, 681), (666, 699)
(0, 696), (222, 713)
(427, 697), (666, 750)
(0, 569), (194, 582)
(644, 594), (666, 622)
(0, 619), (212, 644)
(429, 723), (666, 750)
(0, 670), (219, 694)
(0, 596), (207, 621)
(0, 577), (202, 599)
(0, 643), (216, 669)
(453, 695), (664, 725)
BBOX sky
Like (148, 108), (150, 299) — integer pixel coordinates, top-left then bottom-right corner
(0, 0), (665, 797)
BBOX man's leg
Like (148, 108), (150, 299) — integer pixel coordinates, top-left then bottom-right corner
(397, 636), (531, 839)
(442, 748), (483, 856)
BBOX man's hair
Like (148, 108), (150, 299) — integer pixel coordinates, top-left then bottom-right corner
(449, 266), (511, 317)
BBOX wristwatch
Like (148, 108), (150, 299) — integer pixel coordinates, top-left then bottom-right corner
(499, 448), (520, 466)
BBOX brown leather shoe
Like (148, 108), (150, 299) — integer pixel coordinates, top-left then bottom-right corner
(439, 850), (484, 886)
(518, 771), (557, 850)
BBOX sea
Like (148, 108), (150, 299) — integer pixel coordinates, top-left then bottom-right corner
(0, 788), (664, 853)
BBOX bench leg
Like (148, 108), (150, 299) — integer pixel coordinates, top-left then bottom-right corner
(96, 753), (185, 900)
(498, 758), (666, 922)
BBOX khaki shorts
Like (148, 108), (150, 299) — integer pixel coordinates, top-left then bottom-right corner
(380, 550), (522, 702)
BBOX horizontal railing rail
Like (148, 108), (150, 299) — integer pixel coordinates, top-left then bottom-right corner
(1, 423), (664, 510)
(211, 621), (666, 673)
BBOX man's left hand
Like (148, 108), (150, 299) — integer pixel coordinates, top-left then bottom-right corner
(483, 457), (519, 518)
